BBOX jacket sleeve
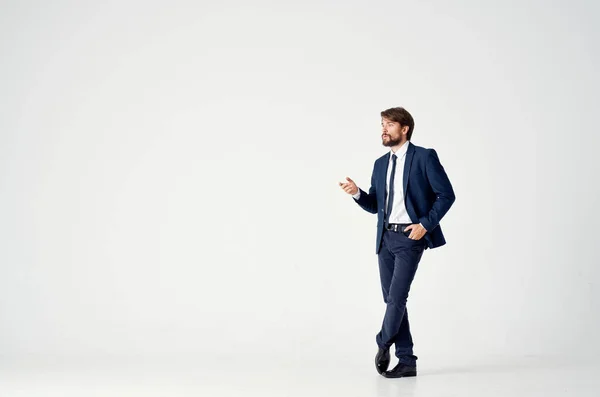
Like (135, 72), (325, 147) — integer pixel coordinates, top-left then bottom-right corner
(418, 149), (456, 231)
(353, 161), (378, 214)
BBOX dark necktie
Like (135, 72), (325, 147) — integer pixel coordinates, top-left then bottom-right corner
(385, 154), (398, 225)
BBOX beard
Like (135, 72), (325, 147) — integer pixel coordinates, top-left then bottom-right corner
(382, 135), (402, 147)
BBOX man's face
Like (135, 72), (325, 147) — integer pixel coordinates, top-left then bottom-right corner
(381, 117), (407, 147)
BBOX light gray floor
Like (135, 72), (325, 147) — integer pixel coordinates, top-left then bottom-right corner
(1, 355), (598, 396)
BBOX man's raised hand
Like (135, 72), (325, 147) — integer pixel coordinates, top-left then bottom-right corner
(339, 177), (359, 195)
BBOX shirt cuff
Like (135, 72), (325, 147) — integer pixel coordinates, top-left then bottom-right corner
(352, 190), (361, 200)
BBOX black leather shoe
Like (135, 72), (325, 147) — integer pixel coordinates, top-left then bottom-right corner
(375, 347), (390, 374)
(382, 362), (417, 378)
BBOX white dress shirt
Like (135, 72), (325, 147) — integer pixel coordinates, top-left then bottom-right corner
(352, 141), (414, 224)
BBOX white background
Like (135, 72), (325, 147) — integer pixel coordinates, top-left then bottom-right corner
(1, 0), (599, 394)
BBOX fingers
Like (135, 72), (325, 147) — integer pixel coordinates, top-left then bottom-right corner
(341, 185), (354, 194)
(339, 181), (356, 194)
(405, 224), (422, 239)
(339, 178), (356, 189)
(407, 224), (425, 240)
(339, 177), (357, 195)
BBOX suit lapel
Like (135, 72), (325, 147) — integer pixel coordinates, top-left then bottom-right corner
(402, 142), (415, 196)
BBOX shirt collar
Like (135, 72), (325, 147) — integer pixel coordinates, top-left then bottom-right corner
(390, 140), (409, 159)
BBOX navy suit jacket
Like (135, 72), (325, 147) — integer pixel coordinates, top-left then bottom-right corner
(353, 142), (456, 253)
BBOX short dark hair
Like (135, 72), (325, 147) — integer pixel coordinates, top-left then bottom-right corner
(381, 107), (415, 140)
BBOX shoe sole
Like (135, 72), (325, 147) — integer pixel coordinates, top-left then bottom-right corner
(383, 371), (417, 378)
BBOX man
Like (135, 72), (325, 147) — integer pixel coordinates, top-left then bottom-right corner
(339, 107), (455, 378)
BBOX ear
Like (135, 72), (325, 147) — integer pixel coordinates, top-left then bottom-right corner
(402, 125), (409, 135)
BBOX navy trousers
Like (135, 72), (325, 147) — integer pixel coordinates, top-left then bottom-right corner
(375, 228), (426, 366)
